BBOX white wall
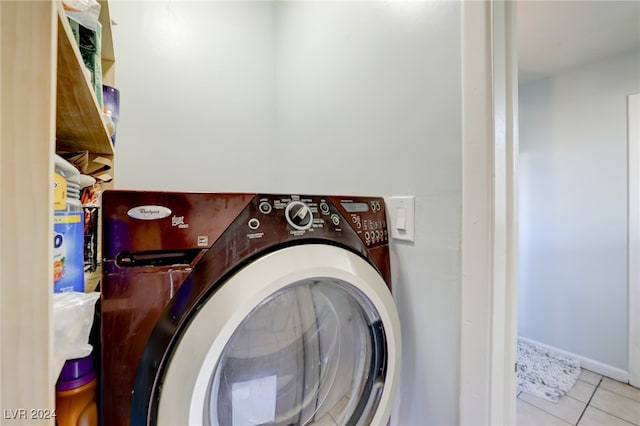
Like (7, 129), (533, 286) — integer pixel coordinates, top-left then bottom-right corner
(110, 1), (463, 424)
(111, 1), (278, 192)
(519, 50), (640, 372)
(273, 5), (463, 425)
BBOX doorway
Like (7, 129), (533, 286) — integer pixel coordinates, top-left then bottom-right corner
(516, 1), (639, 384)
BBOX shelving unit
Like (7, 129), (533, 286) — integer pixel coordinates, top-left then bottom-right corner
(1, 1), (116, 421)
(56, 2), (115, 156)
(57, 1), (116, 292)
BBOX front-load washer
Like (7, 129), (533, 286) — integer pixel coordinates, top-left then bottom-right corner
(101, 191), (400, 426)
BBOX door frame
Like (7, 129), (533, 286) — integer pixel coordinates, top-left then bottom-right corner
(0, 1), (57, 417)
(628, 92), (640, 387)
(460, 0), (518, 424)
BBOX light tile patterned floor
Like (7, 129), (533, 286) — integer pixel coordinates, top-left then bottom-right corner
(517, 370), (640, 425)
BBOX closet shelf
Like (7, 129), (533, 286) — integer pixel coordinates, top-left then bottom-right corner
(56, 3), (114, 156)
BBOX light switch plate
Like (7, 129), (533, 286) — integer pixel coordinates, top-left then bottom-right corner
(384, 196), (415, 242)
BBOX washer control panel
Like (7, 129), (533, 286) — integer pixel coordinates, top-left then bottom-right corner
(246, 194), (388, 247)
(337, 198), (388, 247)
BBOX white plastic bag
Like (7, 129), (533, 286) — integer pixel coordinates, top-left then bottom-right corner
(53, 291), (100, 379)
(63, 0), (101, 31)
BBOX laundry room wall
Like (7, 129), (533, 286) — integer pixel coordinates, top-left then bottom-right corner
(519, 49), (640, 374)
(272, 4), (462, 425)
(108, 1), (278, 190)
(110, 2), (462, 424)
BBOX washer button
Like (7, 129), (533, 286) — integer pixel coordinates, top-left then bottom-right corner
(259, 202), (272, 214)
(320, 202), (330, 215)
(331, 214), (340, 226)
(248, 218), (260, 230)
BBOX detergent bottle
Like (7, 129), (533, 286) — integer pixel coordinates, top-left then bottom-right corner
(55, 355), (98, 426)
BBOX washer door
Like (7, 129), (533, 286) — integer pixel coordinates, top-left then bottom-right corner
(156, 244), (401, 426)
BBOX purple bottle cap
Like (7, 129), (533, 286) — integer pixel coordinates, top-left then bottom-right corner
(59, 355), (93, 381)
(56, 355), (96, 391)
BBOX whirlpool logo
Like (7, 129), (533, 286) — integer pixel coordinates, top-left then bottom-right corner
(127, 205), (172, 220)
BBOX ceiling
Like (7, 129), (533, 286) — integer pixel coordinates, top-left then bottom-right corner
(517, 0), (640, 84)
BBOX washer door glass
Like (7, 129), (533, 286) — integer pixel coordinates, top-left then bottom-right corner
(206, 278), (386, 426)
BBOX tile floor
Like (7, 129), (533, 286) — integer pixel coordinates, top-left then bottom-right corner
(517, 369), (640, 425)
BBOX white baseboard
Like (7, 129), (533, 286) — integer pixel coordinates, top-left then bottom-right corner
(518, 336), (629, 383)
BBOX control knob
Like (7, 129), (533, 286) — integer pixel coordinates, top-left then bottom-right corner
(285, 201), (313, 231)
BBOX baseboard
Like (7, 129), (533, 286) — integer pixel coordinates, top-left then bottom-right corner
(518, 336), (629, 383)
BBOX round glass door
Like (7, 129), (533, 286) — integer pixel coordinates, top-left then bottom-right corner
(206, 278), (386, 426)
(153, 245), (400, 426)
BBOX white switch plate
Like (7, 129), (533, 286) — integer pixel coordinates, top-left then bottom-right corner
(384, 196), (415, 242)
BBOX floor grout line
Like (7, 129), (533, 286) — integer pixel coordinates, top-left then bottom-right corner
(585, 405), (640, 426)
(518, 398), (574, 425)
(574, 375), (602, 425)
(588, 377), (640, 425)
(518, 371), (640, 426)
(597, 383), (640, 403)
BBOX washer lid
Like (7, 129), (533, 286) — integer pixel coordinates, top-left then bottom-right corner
(152, 245), (401, 426)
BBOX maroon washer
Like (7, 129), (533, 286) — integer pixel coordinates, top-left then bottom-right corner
(101, 191), (393, 426)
